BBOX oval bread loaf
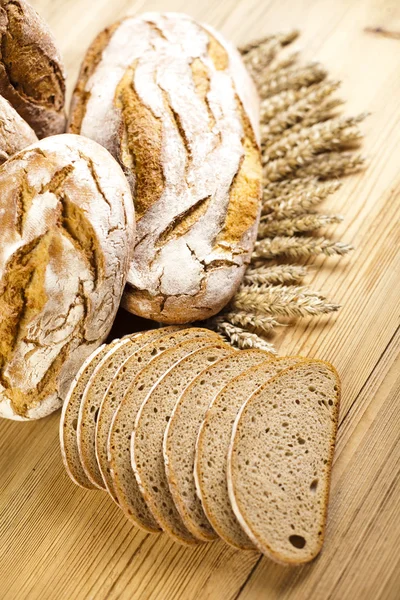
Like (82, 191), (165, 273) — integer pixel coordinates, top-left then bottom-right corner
(0, 0), (66, 138)
(0, 134), (135, 420)
(0, 94), (37, 164)
(69, 12), (262, 324)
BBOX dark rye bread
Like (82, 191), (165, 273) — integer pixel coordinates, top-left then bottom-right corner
(69, 13), (261, 324)
(163, 349), (273, 541)
(227, 360), (341, 564)
(96, 327), (220, 503)
(60, 340), (121, 489)
(194, 357), (303, 550)
(131, 342), (234, 544)
(109, 335), (227, 533)
(0, 0), (66, 137)
(106, 336), (225, 531)
(77, 328), (179, 489)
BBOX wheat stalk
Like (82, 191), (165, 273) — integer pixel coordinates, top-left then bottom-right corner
(294, 151), (365, 178)
(243, 264), (308, 285)
(262, 181), (342, 218)
(253, 236), (353, 259)
(231, 285), (340, 317)
(258, 214), (343, 237)
(211, 320), (277, 354)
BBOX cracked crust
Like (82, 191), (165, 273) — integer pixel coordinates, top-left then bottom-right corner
(0, 94), (37, 163)
(68, 12), (261, 324)
(0, 0), (66, 138)
(0, 133), (135, 420)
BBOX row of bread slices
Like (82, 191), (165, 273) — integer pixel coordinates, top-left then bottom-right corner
(60, 326), (340, 565)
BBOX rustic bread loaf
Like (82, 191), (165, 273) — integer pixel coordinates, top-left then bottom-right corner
(0, 134), (134, 420)
(227, 360), (341, 564)
(77, 329), (176, 489)
(0, 94), (37, 164)
(60, 338), (123, 489)
(132, 341), (233, 544)
(195, 357), (303, 550)
(96, 327), (220, 503)
(0, 0), (66, 138)
(69, 12), (261, 324)
(108, 334), (226, 533)
(164, 349), (273, 541)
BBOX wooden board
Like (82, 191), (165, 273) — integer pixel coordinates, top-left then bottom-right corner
(1, 0), (400, 598)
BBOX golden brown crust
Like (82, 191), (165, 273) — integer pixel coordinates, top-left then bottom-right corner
(0, 0), (66, 138)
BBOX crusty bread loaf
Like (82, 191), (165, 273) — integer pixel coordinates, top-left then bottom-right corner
(96, 327), (220, 503)
(195, 357), (303, 550)
(0, 0), (66, 137)
(227, 360), (341, 564)
(77, 329), (176, 489)
(108, 334), (226, 533)
(60, 338), (123, 489)
(164, 349), (273, 541)
(0, 134), (134, 420)
(69, 12), (261, 324)
(132, 342), (233, 544)
(0, 94), (37, 164)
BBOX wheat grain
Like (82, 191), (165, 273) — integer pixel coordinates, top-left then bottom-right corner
(211, 320), (277, 353)
(258, 63), (327, 99)
(219, 311), (280, 334)
(243, 264), (308, 285)
(262, 180), (342, 216)
(258, 214), (342, 237)
(253, 236), (353, 259)
(294, 152), (365, 178)
(232, 285), (340, 317)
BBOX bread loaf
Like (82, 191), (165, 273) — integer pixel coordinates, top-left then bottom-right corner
(0, 0), (66, 138)
(0, 134), (135, 420)
(69, 12), (261, 324)
(0, 94), (37, 164)
(227, 360), (341, 564)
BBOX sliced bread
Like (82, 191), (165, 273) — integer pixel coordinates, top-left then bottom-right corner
(163, 350), (274, 541)
(96, 328), (221, 503)
(108, 334), (226, 533)
(59, 338), (122, 489)
(77, 328), (179, 489)
(227, 360), (341, 564)
(130, 342), (234, 543)
(194, 357), (303, 549)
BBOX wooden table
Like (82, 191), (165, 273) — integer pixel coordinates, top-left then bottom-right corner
(1, 0), (399, 598)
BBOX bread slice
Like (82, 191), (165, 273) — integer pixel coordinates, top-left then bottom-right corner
(77, 328), (179, 489)
(194, 357), (303, 550)
(96, 327), (221, 503)
(163, 349), (274, 541)
(59, 338), (122, 489)
(109, 335), (228, 533)
(132, 342), (234, 545)
(227, 360), (340, 564)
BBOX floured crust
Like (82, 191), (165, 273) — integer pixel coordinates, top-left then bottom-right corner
(0, 94), (37, 164)
(0, 0), (66, 138)
(0, 134), (135, 420)
(69, 12), (261, 323)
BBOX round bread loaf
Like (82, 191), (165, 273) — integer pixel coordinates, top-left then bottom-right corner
(0, 133), (135, 420)
(0, 94), (37, 164)
(69, 12), (261, 324)
(0, 0), (66, 138)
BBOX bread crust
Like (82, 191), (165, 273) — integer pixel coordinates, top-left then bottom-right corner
(69, 12), (261, 323)
(0, 0), (66, 138)
(226, 359), (341, 564)
(0, 134), (135, 420)
(0, 94), (37, 163)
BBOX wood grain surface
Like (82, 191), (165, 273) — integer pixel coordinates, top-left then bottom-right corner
(1, 0), (400, 598)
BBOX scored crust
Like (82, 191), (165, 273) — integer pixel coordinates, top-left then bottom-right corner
(0, 0), (66, 138)
(69, 12), (261, 323)
(226, 360), (341, 564)
(0, 134), (135, 420)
